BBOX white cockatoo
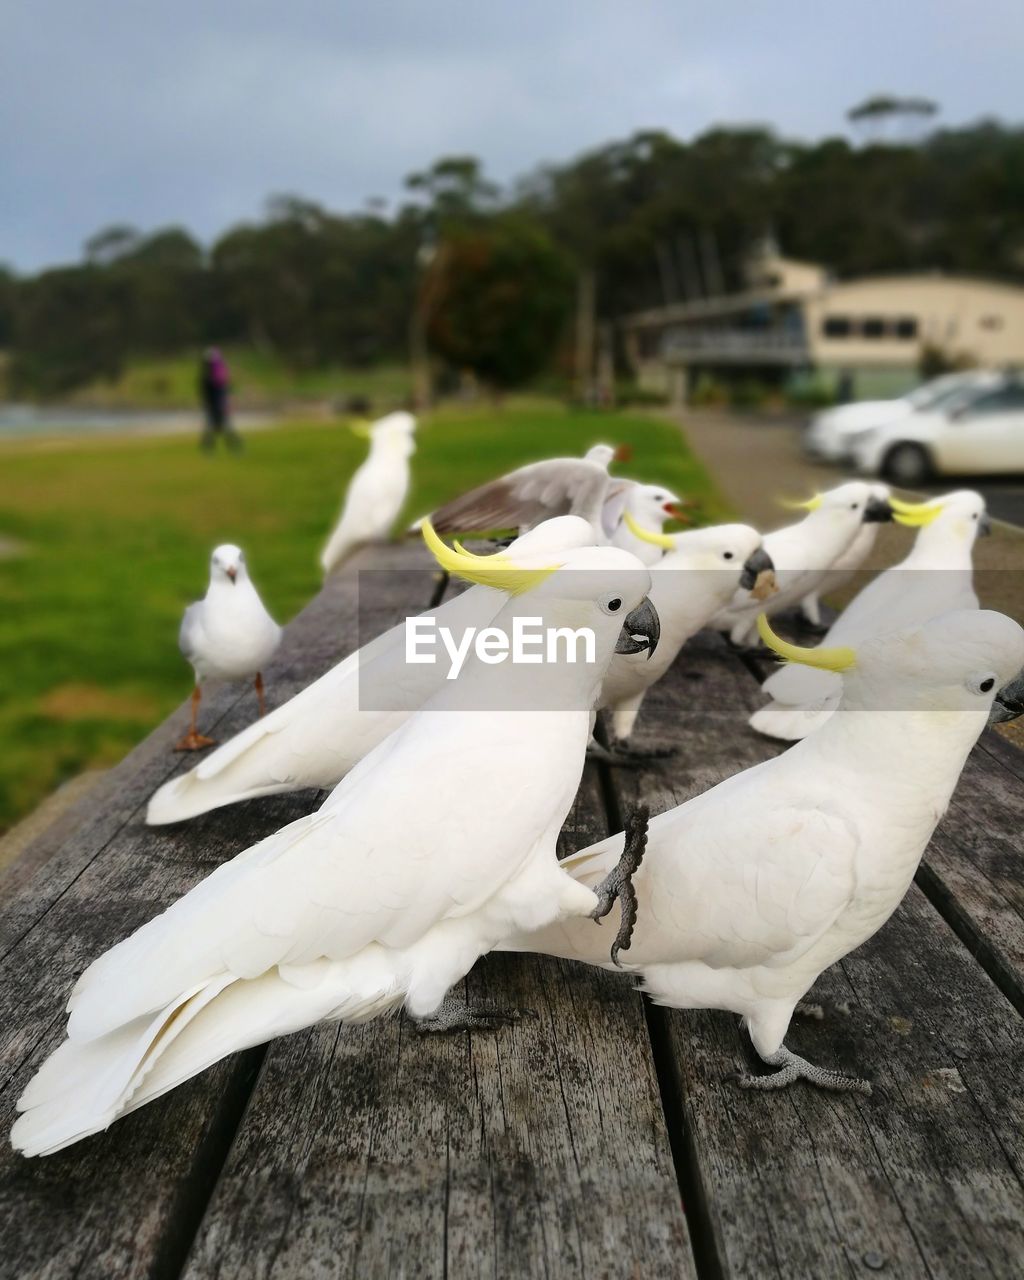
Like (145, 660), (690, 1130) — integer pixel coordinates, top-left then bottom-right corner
(594, 517), (774, 752)
(605, 483), (688, 566)
(321, 412), (417, 575)
(508, 609), (1024, 1095)
(710, 482), (894, 647)
(175, 544), (281, 752)
(796, 481), (892, 628)
(749, 490), (990, 741)
(147, 516), (597, 824)
(12, 529), (661, 1157)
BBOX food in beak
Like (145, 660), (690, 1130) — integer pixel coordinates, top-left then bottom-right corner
(740, 547), (775, 595)
(615, 597), (661, 659)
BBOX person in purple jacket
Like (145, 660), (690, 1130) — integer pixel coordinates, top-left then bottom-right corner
(198, 347), (242, 452)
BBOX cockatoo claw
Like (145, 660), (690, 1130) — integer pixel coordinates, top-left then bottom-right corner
(590, 805), (650, 965)
(732, 1044), (872, 1095)
(413, 1003), (537, 1034)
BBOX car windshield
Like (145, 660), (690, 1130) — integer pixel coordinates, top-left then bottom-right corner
(905, 375), (981, 410)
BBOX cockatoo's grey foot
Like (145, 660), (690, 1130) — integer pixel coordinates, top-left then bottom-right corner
(590, 805), (650, 966)
(726, 638), (773, 658)
(586, 742), (675, 768)
(798, 621), (830, 638)
(794, 1000), (826, 1020)
(732, 1044), (872, 1095)
(413, 1002), (536, 1034)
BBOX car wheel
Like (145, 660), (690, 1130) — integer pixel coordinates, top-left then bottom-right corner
(882, 443), (932, 485)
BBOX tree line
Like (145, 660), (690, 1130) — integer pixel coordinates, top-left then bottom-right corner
(2, 121), (1023, 398)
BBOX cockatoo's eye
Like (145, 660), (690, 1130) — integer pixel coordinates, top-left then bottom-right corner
(966, 672), (997, 696)
(850, 502), (860, 511)
(723, 551), (734, 561)
(600, 595), (623, 615)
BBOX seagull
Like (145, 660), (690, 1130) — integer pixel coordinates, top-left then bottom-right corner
(175, 544), (282, 752)
(604, 483), (688, 566)
(321, 412), (417, 575)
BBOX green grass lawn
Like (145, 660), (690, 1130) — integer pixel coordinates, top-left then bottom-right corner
(0, 403), (726, 832)
(66, 350), (413, 410)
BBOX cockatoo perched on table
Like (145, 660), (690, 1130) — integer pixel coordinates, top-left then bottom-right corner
(593, 516), (774, 756)
(710, 482), (894, 647)
(13, 528), (661, 1156)
(796, 481), (892, 629)
(605, 483), (689, 566)
(750, 490), (990, 741)
(147, 516), (597, 824)
(321, 412), (417, 575)
(175, 544), (281, 752)
(424, 442), (684, 547)
(509, 608), (1024, 1095)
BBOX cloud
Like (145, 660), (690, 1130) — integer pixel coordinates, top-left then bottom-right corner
(2, 0), (1022, 269)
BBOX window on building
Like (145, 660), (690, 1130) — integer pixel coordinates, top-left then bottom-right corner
(822, 316), (851, 338)
(861, 317), (886, 339)
(895, 317), (918, 340)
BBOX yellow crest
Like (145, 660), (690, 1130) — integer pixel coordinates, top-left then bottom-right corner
(624, 511), (674, 550)
(757, 614), (857, 672)
(890, 496), (943, 527)
(778, 494), (823, 512)
(421, 521), (556, 595)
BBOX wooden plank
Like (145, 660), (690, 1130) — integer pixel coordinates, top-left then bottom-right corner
(0, 546), (436, 1280)
(182, 622), (694, 1279)
(609, 632), (1024, 1280)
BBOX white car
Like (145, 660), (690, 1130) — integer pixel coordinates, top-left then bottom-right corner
(850, 379), (1024, 483)
(803, 371), (999, 462)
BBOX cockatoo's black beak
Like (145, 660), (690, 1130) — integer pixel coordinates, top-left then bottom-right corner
(979, 513), (993, 537)
(989, 672), (1024, 723)
(864, 497), (894, 524)
(615, 597), (660, 659)
(740, 547), (774, 591)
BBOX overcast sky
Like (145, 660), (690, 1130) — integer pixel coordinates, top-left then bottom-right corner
(4, 0), (1023, 271)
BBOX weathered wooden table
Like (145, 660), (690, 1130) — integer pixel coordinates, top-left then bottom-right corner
(2, 543), (1023, 1279)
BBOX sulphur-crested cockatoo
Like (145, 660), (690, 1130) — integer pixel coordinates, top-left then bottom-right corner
(426, 443), (639, 543)
(175, 544), (281, 752)
(12, 529), (660, 1157)
(321, 412), (417, 575)
(711, 482), (894, 647)
(508, 609), (1024, 1095)
(594, 516), (774, 753)
(749, 490), (989, 740)
(605, 483), (687, 566)
(147, 516), (596, 824)
(796, 482), (891, 628)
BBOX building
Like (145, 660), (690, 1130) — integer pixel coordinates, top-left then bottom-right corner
(621, 242), (1024, 403)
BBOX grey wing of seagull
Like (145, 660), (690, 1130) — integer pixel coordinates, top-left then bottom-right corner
(178, 602), (204, 665)
(429, 458), (611, 534)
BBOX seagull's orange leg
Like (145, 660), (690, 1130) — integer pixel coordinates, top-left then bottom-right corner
(255, 672), (266, 718)
(175, 685), (217, 751)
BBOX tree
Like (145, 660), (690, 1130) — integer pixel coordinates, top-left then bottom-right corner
(426, 215), (573, 390)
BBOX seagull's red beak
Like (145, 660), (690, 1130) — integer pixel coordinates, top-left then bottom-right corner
(227, 566), (237, 583)
(664, 502), (689, 520)
(613, 443), (633, 463)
